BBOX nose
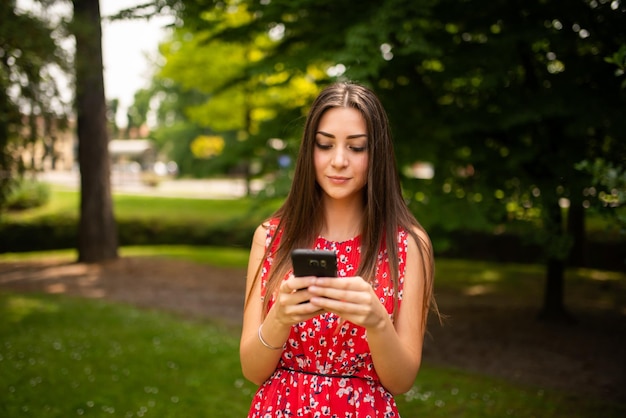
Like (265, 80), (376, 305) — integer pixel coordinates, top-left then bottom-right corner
(330, 147), (348, 168)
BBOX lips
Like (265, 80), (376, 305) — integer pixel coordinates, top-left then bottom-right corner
(327, 176), (350, 184)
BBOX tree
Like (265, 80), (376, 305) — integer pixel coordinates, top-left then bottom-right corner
(172, 0), (625, 320)
(126, 88), (152, 137)
(147, 3), (322, 188)
(2, 0), (119, 262)
(107, 98), (120, 138)
(0, 0), (71, 208)
(402, 0), (626, 320)
(71, 0), (118, 262)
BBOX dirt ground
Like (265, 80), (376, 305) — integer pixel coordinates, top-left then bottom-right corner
(1, 256), (624, 405)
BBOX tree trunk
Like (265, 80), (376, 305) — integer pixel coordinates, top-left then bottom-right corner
(538, 200), (574, 323)
(73, 0), (118, 262)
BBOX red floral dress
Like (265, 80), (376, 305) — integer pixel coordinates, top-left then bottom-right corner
(247, 221), (409, 418)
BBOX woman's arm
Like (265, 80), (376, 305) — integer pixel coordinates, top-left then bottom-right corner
(308, 227), (430, 394)
(240, 224), (286, 385)
(365, 228), (427, 393)
(239, 224), (324, 385)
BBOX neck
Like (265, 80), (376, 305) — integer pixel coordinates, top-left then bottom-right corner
(320, 196), (364, 242)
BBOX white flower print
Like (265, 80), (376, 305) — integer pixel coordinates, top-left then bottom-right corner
(249, 225), (407, 418)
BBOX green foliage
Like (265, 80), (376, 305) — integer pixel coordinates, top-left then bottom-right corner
(605, 44), (626, 89)
(143, 1), (325, 180)
(165, 0), (626, 266)
(115, 217), (256, 249)
(126, 88), (153, 133)
(0, 215), (77, 252)
(575, 158), (626, 239)
(576, 158), (626, 210)
(158, 29), (248, 130)
(0, 2), (71, 204)
(3, 179), (50, 211)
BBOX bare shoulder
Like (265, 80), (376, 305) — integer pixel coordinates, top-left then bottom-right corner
(245, 222), (272, 292)
(405, 225), (433, 256)
(251, 220), (273, 247)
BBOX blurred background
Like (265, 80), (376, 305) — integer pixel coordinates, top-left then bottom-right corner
(1, 0), (625, 416)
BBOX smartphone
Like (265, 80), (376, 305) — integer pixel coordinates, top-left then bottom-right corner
(291, 249), (337, 277)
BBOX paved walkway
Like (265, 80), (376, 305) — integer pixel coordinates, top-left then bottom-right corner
(38, 170), (264, 199)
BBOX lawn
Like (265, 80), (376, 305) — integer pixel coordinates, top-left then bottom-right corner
(0, 291), (254, 417)
(1, 247), (625, 417)
(1, 289), (623, 418)
(3, 189), (267, 225)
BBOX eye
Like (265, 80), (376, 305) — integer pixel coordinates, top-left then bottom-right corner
(349, 145), (367, 153)
(315, 141), (333, 150)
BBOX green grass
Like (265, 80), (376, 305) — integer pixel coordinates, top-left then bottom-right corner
(0, 292), (255, 417)
(1, 248), (625, 417)
(397, 367), (624, 417)
(3, 190), (79, 221)
(2, 189), (266, 225)
(1, 290), (624, 418)
(113, 194), (256, 224)
(0, 246), (250, 269)
(120, 245), (251, 268)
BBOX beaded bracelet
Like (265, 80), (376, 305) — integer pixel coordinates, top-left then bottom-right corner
(258, 323), (285, 350)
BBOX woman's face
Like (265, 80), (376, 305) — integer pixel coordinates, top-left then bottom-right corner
(313, 107), (369, 204)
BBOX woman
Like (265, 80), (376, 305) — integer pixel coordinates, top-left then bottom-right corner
(241, 81), (438, 417)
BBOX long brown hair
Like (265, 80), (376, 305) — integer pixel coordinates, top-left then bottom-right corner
(248, 82), (437, 328)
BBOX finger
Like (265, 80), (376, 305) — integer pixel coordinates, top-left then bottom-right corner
(309, 295), (362, 316)
(308, 285), (362, 303)
(292, 288), (314, 305)
(279, 285), (318, 308)
(279, 281), (293, 294)
(285, 276), (316, 293)
(314, 276), (368, 290)
(284, 300), (325, 322)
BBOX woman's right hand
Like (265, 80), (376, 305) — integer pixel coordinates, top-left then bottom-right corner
(271, 275), (325, 325)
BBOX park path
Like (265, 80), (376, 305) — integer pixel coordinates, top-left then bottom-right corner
(38, 170), (264, 199)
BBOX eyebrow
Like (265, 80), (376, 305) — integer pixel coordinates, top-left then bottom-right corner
(316, 130), (368, 139)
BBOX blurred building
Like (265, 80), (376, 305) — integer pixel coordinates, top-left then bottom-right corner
(108, 139), (156, 171)
(18, 115), (75, 171)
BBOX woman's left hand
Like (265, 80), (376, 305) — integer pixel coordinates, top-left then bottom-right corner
(307, 277), (387, 330)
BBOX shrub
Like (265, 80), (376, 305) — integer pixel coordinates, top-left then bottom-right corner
(0, 216), (257, 253)
(4, 179), (50, 211)
(0, 216), (77, 252)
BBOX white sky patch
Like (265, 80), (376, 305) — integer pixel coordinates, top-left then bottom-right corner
(16, 0), (172, 128)
(101, 0), (173, 127)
